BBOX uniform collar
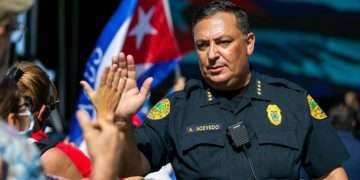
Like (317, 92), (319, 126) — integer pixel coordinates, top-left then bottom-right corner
(200, 71), (271, 107)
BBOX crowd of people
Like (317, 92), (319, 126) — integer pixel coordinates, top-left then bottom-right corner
(0, 0), (359, 179)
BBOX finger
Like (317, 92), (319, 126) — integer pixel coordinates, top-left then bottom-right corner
(139, 77), (153, 99)
(106, 66), (116, 87)
(77, 109), (92, 133)
(127, 54), (136, 80)
(111, 55), (119, 71)
(80, 80), (95, 98)
(99, 67), (110, 88)
(118, 53), (127, 77)
(120, 65), (127, 79)
(117, 75), (126, 93)
(111, 54), (120, 67)
(112, 68), (121, 90)
(173, 76), (186, 91)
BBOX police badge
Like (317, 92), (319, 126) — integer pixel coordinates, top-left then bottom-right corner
(266, 104), (282, 126)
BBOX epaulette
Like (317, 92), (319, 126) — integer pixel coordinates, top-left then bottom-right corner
(260, 74), (306, 93)
(183, 79), (204, 98)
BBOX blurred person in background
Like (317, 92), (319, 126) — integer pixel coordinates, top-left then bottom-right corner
(0, 76), (45, 179)
(7, 61), (91, 179)
(0, 76), (34, 134)
(0, 157), (4, 179)
(0, 121), (44, 179)
(344, 91), (359, 110)
(0, 0), (33, 78)
(329, 91), (360, 179)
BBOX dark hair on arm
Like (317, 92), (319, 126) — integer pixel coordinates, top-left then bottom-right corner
(191, 0), (250, 34)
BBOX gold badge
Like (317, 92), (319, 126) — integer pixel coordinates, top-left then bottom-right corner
(147, 98), (171, 120)
(266, 104), (282, 126)
(307, 95), (327, 120)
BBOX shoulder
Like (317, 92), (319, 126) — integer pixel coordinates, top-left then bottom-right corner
(41, 147), (82, 179)
(257, 72), (306, 94)
(146, 79), (204, 121)
(0, 123), (44, 179)
(255, 72), (310, 116)
(163, 79), (205, 104)
(0, 123), (41, 161)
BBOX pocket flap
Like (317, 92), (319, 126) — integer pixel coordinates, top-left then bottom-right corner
(257, 131), (299, 150)
(181, 132), (225, 152)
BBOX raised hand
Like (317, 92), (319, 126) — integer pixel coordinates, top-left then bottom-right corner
(77, 109), (122, 179)
(80, 64), (126, 122)
(112, 53), (153, 121)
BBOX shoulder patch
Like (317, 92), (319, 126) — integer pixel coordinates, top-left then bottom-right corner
(147, 98), (171, 120)
(307, 95), (327, 120)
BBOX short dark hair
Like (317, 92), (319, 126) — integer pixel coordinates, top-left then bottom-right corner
(0, 77), (21, 119)
(192, 0), (250, 34)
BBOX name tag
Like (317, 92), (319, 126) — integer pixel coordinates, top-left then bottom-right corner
(186, 123), (223, 133)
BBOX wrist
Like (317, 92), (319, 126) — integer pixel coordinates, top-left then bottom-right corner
(97, 113), (114, 122)
(92, 158), (119, 179)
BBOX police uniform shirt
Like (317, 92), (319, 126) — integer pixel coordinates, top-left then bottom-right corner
(134, 71), (349, 179)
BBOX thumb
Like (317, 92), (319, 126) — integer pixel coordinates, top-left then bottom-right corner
(139, 77), (153, 99)
(76, 109), (92, 135)
(80, 80), (94, 98)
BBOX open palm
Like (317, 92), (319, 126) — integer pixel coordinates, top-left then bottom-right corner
(80, 65), (126, 122)
(113, 53), (153, 120)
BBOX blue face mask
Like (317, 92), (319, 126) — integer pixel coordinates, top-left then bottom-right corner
(16, 108), (35, 136)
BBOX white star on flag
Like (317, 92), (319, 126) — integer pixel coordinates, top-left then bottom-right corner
(129, 6), (158, 49)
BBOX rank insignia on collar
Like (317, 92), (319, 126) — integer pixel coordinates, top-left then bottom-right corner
(147, 98), (171, 120)
(307, 95), (327, 120)
(266, 104), (282, 126)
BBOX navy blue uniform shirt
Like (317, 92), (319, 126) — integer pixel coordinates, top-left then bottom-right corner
(134, 72), (349, 179)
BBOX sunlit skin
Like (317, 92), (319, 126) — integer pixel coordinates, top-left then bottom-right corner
(16, 97), (31, 131)
(7, 97), (30, 132)
(193, 12), (255, 91)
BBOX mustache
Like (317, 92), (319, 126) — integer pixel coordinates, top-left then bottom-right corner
(207, 64), (224, 69)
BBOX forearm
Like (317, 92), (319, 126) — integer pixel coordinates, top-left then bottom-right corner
(318, 167), (348, 180)
(117, 119), (151, 177)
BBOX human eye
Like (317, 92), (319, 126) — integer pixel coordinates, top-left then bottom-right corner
(217, 39), (232, 48)
(195, 41), (209, 51)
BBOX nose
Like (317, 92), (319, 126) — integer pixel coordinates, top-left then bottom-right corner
(207, 42), (219, 62)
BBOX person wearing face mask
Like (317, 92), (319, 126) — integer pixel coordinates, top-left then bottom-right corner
(0, 76), (34, 133)
(0, 76), (45, 179)
(7, 61), (92, 179)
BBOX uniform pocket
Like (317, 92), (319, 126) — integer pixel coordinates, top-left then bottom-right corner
(181, 131), (225, 152)
(257, 130), (299, 150)
(179, 131), (225, 178)
(257, 130), (300, 178)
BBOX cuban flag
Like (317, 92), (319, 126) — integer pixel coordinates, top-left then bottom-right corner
(69, 0), (181, 147)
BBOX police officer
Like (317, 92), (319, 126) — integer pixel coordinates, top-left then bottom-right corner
(107, 0), (349, 179)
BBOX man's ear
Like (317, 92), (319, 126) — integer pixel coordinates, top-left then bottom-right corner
(246, 32), (255, 56)
(37, 105), (50, 123)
